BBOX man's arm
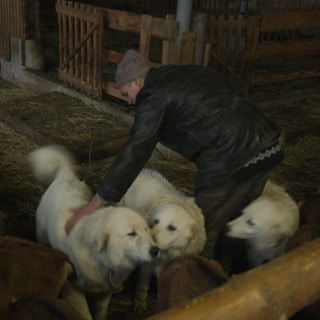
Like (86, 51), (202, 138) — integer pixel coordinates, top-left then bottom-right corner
(65, 194), (104, 234)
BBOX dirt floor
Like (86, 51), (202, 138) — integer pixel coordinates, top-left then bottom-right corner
(0, 74), (319, 319)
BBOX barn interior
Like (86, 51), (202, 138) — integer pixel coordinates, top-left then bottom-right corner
(0, 0), (320, 319)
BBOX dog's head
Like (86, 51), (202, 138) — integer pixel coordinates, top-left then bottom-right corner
(149, 204), (200, 258)
(97, 207), (160, 269)
(226, 195), (299, 248)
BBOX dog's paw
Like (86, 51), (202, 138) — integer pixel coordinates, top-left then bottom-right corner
(133, 291), (148, 313)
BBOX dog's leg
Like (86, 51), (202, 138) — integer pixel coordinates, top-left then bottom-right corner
(91, 293), (112, 320)
(60, 281), (92, 320)
(134, 259), (163, 313)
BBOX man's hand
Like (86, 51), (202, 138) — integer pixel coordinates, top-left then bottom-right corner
(65, 194), (104, 234)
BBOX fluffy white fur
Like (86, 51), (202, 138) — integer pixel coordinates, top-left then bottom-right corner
(226, 180), (299, 268)
(120, 168), (207, 311)
(28, 145), (160, 320)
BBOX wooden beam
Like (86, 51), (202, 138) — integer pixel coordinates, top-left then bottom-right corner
(0, 108), (53, 146)
(74, 134), (129, 162)
(261, 11), (320, 31)
(256, 39), (320, 60)
(148, 238), (320, 320)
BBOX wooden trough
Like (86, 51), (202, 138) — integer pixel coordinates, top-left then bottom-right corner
(148, 238), (320, 320)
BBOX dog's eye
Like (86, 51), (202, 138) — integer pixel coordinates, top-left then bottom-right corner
(153, 219), (159, 225)
(247, 219), (255, 226)
(167, 225), (176, 231)
(127, 231), (137, 237)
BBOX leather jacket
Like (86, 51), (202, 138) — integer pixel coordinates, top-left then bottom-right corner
(97, 65), (282, 202)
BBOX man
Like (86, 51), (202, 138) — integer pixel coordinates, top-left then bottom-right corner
(66, 49), (283, 267)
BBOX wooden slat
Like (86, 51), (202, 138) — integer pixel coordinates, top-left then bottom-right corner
(104, 9), (141, 33)
(261, 11), (320, 31)
(103, 81), (125, 101)
(56, 3), (100, 24)
(162, 15), (177, 65)
(151, 16), (178, 40)
(256, 39), (320, 60)
(140, 15), (153, 58)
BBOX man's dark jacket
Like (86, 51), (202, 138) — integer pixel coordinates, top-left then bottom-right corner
(97, 65), (282, 202)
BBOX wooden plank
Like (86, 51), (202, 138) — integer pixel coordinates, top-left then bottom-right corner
(231, 15), (246, 73)
(95, 8), (104, 98)
(103, 49), (123, 64)
(140, 15), (152, 58)
(252, 67), (320, 85)
(86, 5), (93, 86)
(176, 32), (196, 65)
(104, 8), (141, 33)
(80, 3), (86, 82)
(261, 11), (320, 31)
(202, 43), (211, 67)
(151, 16), (178, 40)
(162, 15), (177, 65)
(256, 39), (320, 60)
(56, 3), (100, 23)
(148, 238), (320, 320)
(239, 16), (261, 94)
(103, 81), (125, 101)
(192, 13), (207, 65)
(74, 2), (80, 79)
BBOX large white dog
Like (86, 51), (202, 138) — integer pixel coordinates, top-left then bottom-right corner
(226, 180), (299, 268)
(120, 168), (207, 311)
(28, 146), (160, 320)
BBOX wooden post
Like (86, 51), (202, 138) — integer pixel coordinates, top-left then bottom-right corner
(176, 31), (196, 65)
(162, 15), (177, 65)
(148, 238), (320, 320)
(140, 15), (152, 58)
(192, 12), (207, 65)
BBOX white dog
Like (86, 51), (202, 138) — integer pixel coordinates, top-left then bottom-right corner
(226, 180), (299, 268)
(120, 168), (207, 311)
(28, 146), (160, 320)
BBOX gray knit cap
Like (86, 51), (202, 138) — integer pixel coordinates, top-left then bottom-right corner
(115, 49), (151, 87)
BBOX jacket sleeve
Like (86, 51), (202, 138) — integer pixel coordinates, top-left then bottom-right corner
(97, 91), (168, 202)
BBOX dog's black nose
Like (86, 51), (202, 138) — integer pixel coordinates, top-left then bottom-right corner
(150, 246), (160, 258)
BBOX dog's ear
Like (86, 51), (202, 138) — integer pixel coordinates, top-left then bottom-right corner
(98, 233), (109, 252)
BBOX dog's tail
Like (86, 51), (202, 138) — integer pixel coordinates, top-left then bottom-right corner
(28, 145), (76, 184)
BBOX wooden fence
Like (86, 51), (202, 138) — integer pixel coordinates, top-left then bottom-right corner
(244, 11), (320, 92)
(144, 0), (255, 17)
(0, 0), (26, 61)
(56, 0), (195, 101)
(204, 7), (320, 94)
(1, 0), (319, 98)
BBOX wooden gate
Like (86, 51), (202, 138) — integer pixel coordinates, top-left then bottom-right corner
(55, 1), (196, 102)
(56, 1), (104, 100)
